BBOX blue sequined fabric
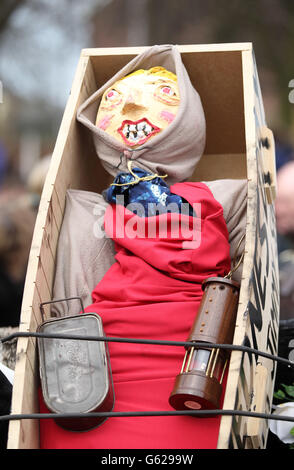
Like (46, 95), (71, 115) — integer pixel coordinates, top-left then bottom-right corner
(105, 167), (194, 217)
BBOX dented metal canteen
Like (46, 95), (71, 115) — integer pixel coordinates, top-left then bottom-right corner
(37, 297), (114, 431)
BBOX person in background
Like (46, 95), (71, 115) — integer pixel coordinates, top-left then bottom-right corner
(267, 159), (294, 449)
(275, 136), (294, 172)
(0, 155), (50, 328)
(26, 154), (51, 208)
(0, 155), (50, 448)
(274, 161), (294, 330)
(0, 142), (7, 188)
(0, 186), (36, 327)
(275, 160), (294, 255)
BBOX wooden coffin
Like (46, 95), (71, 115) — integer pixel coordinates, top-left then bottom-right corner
(7, 43), (279, 449)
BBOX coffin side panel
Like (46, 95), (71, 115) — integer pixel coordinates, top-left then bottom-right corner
(242, 51), (279, 448)
(217, 50), (279, 449)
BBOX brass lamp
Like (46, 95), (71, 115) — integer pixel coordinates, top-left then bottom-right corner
(169, 276), (240, 412)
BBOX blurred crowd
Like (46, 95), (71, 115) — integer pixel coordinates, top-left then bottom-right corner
(0, 144), (51, 449)
(275, 141), (294, 326)
(0, 148), (50, 329)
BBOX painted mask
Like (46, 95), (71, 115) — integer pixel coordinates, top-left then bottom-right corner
(96, 67), (180, 148)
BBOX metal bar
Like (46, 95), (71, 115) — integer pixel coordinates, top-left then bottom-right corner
(1, 409), (294, 423)
(1, 332), (293, 368)
(206, 348), (215, 376)
(210, 348), (220, 378)
(180, 350), (188, 374)
(185, 346), (194, 372)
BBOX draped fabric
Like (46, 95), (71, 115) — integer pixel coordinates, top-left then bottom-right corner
(39, 182), (231, 449)
(105, 166), (194, 217)
(77, 45), (206, 186)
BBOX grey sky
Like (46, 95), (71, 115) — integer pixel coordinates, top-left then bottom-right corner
(0, 0), (108, 107)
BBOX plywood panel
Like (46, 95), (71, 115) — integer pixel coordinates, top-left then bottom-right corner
(180, 51), (246, 156)
(192, 153), (247, 181)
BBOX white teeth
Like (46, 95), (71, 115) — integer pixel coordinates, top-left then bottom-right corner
(137, 122), (145, 131)
(122, 120), (154, 142)
(144, 123), (152, 133)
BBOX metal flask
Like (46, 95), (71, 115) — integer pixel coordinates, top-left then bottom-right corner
(37, 298), (114, 431)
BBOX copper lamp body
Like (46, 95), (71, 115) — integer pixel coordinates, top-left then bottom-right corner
(169, 276), (240, 412)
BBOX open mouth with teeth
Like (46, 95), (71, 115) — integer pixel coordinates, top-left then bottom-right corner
(118, 118), (161, 147)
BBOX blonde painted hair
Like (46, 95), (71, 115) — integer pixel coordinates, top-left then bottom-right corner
(123, 66), (177, 83)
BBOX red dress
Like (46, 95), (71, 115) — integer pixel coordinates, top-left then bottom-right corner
(39, 182), (231, 449)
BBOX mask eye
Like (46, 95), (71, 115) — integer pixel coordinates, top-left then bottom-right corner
(154, 83), (179, 105)
(161, 86), (175, 96)
(101, 88), (122, 109)
(105, 89), (120, 101)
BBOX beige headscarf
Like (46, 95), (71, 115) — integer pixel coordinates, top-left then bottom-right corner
(77, 44), (206, 185)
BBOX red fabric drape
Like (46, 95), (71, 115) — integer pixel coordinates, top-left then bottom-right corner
(39, 182), (231, 449)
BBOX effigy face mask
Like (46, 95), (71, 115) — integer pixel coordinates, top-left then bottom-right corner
(96, 67), (180, 148)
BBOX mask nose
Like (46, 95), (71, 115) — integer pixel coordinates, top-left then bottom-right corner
(122, 90), (146, 114)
